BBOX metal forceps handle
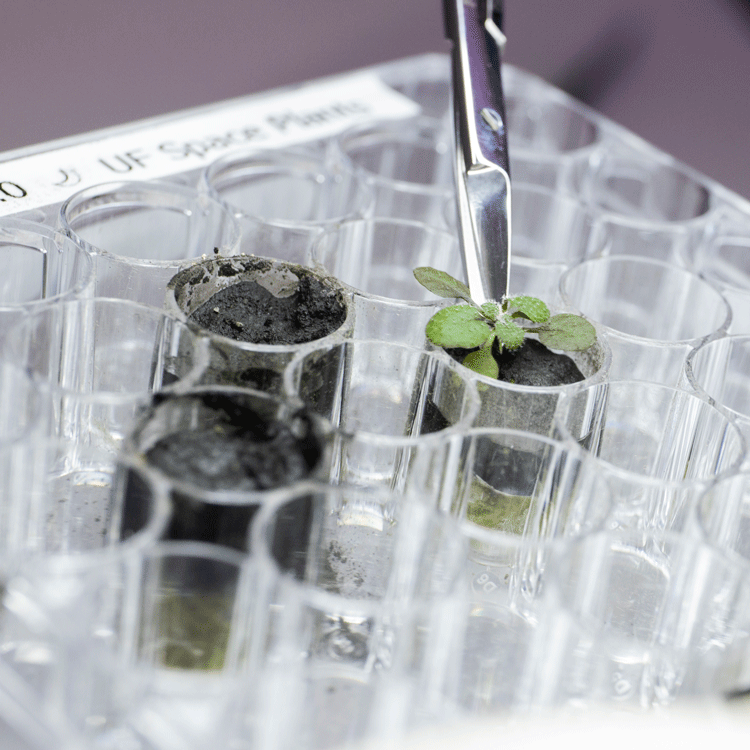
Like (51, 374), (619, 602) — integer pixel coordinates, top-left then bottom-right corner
(444, 0), (511, 304)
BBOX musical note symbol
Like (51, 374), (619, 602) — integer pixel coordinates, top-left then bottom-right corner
(53, 168), (82, 187)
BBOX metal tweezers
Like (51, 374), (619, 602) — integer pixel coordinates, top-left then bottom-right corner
(444, 0), (511, 304)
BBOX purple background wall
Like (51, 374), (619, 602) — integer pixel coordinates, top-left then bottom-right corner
(2, 1), (750, 198)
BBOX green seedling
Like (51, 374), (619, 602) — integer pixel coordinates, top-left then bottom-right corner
(413, 267), (597, 379)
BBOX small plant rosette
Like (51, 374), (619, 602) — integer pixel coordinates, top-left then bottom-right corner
(454, 319), (610, 434)
(412, 267), (611, 434)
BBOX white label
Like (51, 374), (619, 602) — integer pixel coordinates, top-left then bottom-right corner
(0, 72), (421, 217)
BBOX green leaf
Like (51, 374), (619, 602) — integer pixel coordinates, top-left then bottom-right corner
(413, 267), (475, 305)
(505, 295), (550, 323)
(480, 301), (500, 321)
(537, 314), (597, 351)
(425, 305), (492, 348)
(493, 318), (526, 351)
(462, 344), (499, 379)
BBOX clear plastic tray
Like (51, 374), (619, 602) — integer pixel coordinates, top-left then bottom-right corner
(1, 53), (750, 749)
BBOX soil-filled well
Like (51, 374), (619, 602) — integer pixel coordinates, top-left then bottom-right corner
(122, 389), (325, 554)
(166, 256), (351, 392)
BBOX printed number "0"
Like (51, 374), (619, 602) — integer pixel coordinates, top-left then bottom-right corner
(0, 182), (27, 200)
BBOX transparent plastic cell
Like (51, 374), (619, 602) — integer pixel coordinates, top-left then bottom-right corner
(559, 254), (732, 385)
(332, 116), (455, 228)
(201, 146), (372, 265)
(59, 180), (240, 308)
(0, 220), (94, 336)
(691, 228), (750, 334)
